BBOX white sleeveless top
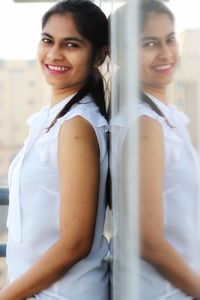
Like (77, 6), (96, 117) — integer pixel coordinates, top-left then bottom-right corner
(6, 94), (109, 300)
(138, 94), (200, 299)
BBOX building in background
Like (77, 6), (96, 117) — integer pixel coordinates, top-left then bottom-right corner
(0, 60), (50, 286)
(0, 60), (50, 185)
(169, 29), (200, 150)
(2, 0), (200, 297)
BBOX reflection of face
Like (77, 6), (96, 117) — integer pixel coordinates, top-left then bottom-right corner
(37, 13), (93, 94)
(140, 12), (179, 93)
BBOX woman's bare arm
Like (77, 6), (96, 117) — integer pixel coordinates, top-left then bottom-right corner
(139, 115), (200, 299)
(0, 116), (100, 300)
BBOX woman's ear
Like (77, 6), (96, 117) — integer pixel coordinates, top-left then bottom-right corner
(94, 46), (110, 67)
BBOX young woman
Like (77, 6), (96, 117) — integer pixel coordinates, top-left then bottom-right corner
(138, 1), (200, 299)
(0, 1), (109, 299)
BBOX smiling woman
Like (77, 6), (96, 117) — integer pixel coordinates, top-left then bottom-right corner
(38, 13), (94, 98)
(0, 1), (109, 300)
(137, 1), (200, 299)
(139, 11), (179, 97)
(0, 1), (112, 60)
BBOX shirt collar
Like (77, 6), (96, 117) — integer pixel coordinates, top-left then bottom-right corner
(145, 92), (172, 114)
(48, 93), (77, 117)
(145, 92), (189, 127)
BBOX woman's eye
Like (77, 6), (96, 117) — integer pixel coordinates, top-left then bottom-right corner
(168, 37), (176, 44)
(41, 38), (51, 44)
(65, 42), (79, 48)
(142, 41), (156, 48)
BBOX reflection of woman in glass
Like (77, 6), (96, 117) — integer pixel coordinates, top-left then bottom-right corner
(0, 1), (109, 299)
(138, 1), (200, 299)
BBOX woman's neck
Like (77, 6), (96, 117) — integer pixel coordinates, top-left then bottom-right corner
(50, 87), (78, 108)
(143, 86), (168, 104)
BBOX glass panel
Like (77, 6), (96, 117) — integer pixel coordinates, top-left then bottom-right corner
(3, 1), (200, 299)
(110, 0), (139, 299)
(167, 0), (200, 152)
(109, 0), (200, 299)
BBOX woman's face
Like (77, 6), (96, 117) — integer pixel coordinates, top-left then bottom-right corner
(38, 13), (94, 93)
(140, 12), (179, 94)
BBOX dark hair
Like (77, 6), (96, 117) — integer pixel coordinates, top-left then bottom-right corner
(140, 0), (174, 32)
(140, 1), (175, 127)
(42, 0), (108, 130)
(141, 92), (174, 128)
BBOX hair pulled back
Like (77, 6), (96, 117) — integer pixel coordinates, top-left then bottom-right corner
(42, 0), (108, 130)
(140, 0), (175, 127)
(140, 0), (174, 32)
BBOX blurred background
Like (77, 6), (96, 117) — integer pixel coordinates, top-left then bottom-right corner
(1, 0), (200, 299)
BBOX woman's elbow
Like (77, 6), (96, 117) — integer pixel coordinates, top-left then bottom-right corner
(74, 238), (93, 259)
(140, 236), (165, 265)
(60, 236), (93, 265)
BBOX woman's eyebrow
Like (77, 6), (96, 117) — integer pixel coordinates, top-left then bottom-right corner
(167, 31), (176, 38)
(41, 32), (84, 43)
(63, 37), (85, 44)
(141, 32), (176, 42)
(41, 32), (53, 38)
(140, 36), (157, 42)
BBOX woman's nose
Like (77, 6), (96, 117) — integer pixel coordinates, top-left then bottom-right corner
(157, 44), (173, 60)
(46, 45), (64, 61)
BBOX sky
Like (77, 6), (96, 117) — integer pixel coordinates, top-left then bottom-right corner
(0, 0), (200, 60)
(0, 0), (52, 60)
(167, 0), (200, 34)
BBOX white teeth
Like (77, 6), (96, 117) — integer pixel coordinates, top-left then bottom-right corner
(155, 64), (171, 70)
(48, 65), (68, 71)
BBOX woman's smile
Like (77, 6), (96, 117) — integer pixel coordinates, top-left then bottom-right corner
(45, 64), (71, 74)
(151, 63), (174, 74)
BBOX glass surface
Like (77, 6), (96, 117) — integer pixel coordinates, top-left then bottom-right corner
(2, 0), (200, 298)
(110, 0), (139, 299)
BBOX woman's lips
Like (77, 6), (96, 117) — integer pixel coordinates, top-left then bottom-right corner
(45, 64), (70, 74)
(152, 63), (174, 74)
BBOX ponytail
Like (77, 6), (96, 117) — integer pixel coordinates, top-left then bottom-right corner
(141, 92), (174, 128)
(42, 0), (109, 132)
(47, 68), (108, 132)
(88, 68), (107, 119)
(47, 85), (89, 132)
